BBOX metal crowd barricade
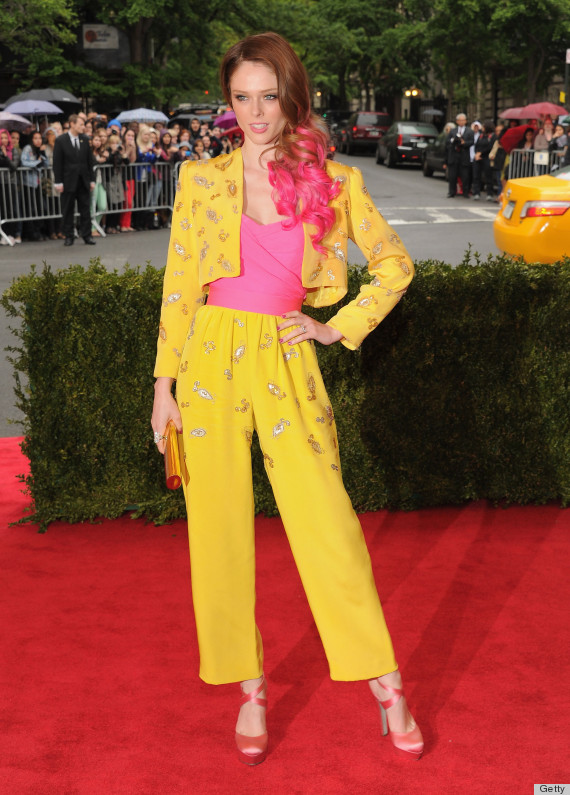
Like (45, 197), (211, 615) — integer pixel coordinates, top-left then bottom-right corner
(506, 149), (564, 180)
(0, 161), (178, 246)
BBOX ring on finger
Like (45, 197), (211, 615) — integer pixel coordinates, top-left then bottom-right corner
(300, 324), (307, 333)
(153, 431), (167, 444)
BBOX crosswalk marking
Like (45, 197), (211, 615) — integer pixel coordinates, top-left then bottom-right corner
(377, 205), (498, 226)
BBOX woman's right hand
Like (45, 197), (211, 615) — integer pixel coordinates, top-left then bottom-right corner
(151, 377), (183, 455)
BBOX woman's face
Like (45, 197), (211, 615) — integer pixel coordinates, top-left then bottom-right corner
(141, 130), (150, 143)
(46, 132), (55, 145)
(125, 130), (135, 144)
(162, 133), (172, 146)
(0, 132), (9, 147)
(555, 125), (564, 136)
(229, 61), (286, 148)
(32, 132), (42, 147)
(193, 139), (204, 154)
(92, 135), (101, 149)
(179, 130), (190, 142)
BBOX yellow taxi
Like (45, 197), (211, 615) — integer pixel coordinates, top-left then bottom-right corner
(494, 165), (570, 263)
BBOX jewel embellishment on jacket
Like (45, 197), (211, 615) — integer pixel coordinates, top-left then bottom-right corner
(193, 175), (214, 189)
(259, 334), (273, 349)
(357, 295), (378, 308)
(206, 208), (222, 224)
(173, 240), (191, 260)
(190, 428), (207, 437)
(333, 243), (346, 263)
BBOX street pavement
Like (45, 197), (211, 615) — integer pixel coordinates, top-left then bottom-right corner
(0, 153), (500, 436)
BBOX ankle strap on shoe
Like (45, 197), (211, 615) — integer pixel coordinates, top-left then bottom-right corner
(240, 675), (267, 708)
(377, 681), (403, 711)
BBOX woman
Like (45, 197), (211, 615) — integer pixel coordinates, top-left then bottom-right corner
(159, 129), (178, 163)
(191, 137), (211, 160)
(120, 128), (137, 232)
(89, 133), (109, 236)
(42, 127), (62, 239)
(21, 130), (49, 241)
(134, 124), (157, 229)
(0, 128), (19, 244)
(549, 123), (568, 169)
(151, 32), (422, 766)
(104, 134), (130, 233)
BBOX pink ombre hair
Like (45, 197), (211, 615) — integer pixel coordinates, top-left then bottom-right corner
(220, 32), (340, 253)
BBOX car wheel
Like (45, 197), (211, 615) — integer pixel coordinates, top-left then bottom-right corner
(422, 158), (433, 177)
(376, 144), (384, 165)
(387, 148), (397, 168)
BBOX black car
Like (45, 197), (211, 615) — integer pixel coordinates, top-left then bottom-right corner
(375, 122), (438, 167)
(338, 112), (391, 155)
(422, 131), (449, 177)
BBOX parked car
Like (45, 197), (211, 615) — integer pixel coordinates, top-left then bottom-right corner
(320, 110), (351, 159)
(493, 166), (570, 263)
(376, 122), (438, 167)
(422, 131), (448, 177)
(338, 112), (391, 155)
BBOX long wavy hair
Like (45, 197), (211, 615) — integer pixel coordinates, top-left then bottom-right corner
(220, 32), (339, 252)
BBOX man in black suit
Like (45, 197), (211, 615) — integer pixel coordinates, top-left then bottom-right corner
(53, 114), (96, 246)
(445, 113), (474, 198)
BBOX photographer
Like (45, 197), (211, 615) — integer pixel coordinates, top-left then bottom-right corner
(445, 113), (474, 198)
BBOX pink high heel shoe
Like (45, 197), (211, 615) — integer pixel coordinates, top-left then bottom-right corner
(374, 679), (424, 760)
(235, 676), (268, 766)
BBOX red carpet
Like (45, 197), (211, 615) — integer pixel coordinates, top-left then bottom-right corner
(1, 436), (568, 794)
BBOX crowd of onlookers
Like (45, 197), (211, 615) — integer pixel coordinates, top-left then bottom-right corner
(442, 115), (569, 201)
(2, 109), (569, 245)
(0, 110), (244, 245)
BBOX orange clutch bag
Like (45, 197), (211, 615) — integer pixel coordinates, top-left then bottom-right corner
(164, 420), (189, 490)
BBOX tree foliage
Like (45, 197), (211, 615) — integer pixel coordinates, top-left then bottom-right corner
(2, 0), (569, 110)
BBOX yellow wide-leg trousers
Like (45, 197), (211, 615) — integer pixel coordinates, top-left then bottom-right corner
(177, 305), (397, 684)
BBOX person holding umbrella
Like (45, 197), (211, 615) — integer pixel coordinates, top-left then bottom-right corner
(53, 114), (96, 246)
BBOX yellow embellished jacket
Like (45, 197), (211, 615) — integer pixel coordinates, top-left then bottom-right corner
(154, 148), (414, 378)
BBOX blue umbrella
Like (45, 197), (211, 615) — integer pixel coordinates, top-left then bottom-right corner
(116, 108), (169, 124)
(5, 99), (63, 116)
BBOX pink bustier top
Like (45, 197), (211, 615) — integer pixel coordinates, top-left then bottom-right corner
(207, 215), (306, 315)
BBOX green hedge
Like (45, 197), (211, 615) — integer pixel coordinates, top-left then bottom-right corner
(2, 254), (569, 530)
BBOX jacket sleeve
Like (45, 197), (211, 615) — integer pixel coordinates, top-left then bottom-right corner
(153, 161), (206, 378)
(21, 146), (43, 169)
(326, 166), (414, 350)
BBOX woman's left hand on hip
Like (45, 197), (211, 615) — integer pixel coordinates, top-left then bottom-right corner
(277, 310), (343, 347)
